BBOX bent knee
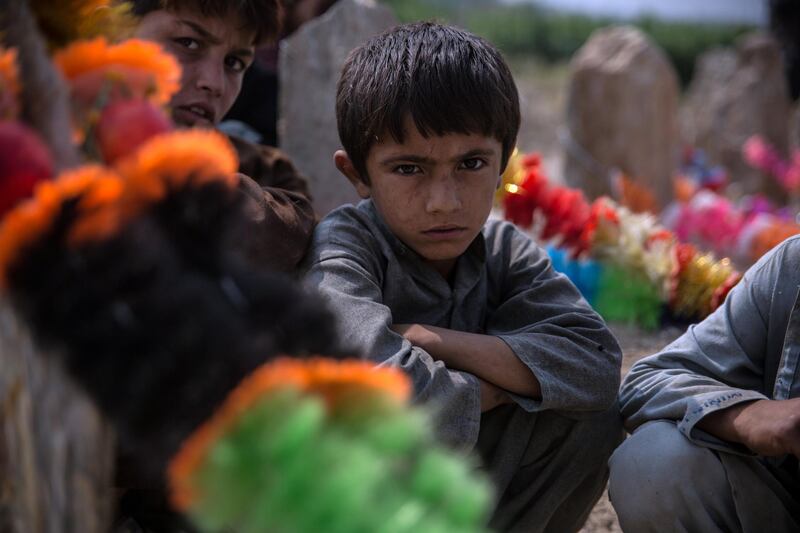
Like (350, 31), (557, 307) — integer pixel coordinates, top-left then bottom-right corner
(608, 421), (732, 529)
(610, 421), (716, 483)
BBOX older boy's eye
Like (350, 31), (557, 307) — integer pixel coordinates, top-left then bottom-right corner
(174, 37), (200, 50)
(395, 164), (420, 175)
(225, 55), (248, 73)
(460, 158), (486, 170)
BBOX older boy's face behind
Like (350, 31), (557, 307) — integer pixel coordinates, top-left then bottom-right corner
(135, 8), (256, 128)
(338, 119), (502, 278)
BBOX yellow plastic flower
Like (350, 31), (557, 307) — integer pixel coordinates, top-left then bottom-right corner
(672, 253), (737, 318)
(496, 148), (524, 205)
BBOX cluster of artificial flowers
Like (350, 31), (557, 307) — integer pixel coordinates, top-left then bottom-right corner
(743, 135), (800, 195)
(0, 32), (234, 283)
(660, 142), (800, 266)
(501, 152), (741, 327)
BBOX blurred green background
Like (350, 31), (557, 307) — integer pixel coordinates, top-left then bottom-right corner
(380, 0), (756, 87)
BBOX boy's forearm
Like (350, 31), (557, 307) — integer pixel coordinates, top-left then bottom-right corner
(392, 323), (542, 398)
(696, 398), (800, 458)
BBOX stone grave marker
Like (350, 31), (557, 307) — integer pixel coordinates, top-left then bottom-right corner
(563, 26), (680, 208)
(681, 33), (792, 200)
(280, 0), (398, 216)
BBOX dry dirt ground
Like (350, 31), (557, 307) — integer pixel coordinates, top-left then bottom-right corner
(505, 59), (689, 531)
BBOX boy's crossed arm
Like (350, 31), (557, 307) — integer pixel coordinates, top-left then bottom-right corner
(305, 236), (495, 447)
(391, 323), (541, 410)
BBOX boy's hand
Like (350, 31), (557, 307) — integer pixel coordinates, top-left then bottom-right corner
(696, 398), (800, 458)
(391, 323), (440, 352)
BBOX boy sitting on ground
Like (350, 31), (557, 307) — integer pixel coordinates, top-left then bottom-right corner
(304, 22), (624, 532)
(609, 236), (800, 532)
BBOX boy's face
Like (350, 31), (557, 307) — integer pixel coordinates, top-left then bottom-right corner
(135, 8), (256, 128)
(336, 117), (502, 278)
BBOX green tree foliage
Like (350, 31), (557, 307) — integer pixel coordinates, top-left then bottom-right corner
(381, 0), (754, 87)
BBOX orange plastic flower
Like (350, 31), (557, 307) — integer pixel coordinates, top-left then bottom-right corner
(168, 357), (411, 510)
(0, 48), (19, 101)
(54, 37), (180, 105)
(614, 174), (658, 214)
(0, 47), (20, 120)
(59, 166), (125, 244)
(673, 175), (697, 203)
(0, 165), (124, 286)
(750, 221), (800, 262)
(116, 130), (238, 213)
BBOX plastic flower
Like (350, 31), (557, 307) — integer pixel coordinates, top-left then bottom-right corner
(0, 48), (20, 120)
(743, 135), (800, 194)
(594, 264), (663, 330)
(116, 129), (238, 213)
(503, 155), (544, 228)
(642, 229), (677, 297)
(710, 271), (742, 311)
(613, 173), (658, 214)
(0, 121), (53, 218)
(669, 245), (738, 319)
(673, 175), (697, 203)
(669, 190), (745, 259)
(168, 357), (491, 533)
(502, 155), (598, 257)
(0, 165), (123, 286)
(590, 202), (661, 273)
(54, 37), (181, 106)
(496, 148), (524, 205)
(169, 358), (412, 510)
(582, 197), (619, 254)
(749, 220), (800, 262)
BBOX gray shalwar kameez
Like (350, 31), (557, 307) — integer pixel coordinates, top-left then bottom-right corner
(304, 200), (624, 532)
(610, 235), (800, 532)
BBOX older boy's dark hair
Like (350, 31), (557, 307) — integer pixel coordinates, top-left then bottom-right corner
(129, 0), (282, 43)
(336, 22), (520, 182)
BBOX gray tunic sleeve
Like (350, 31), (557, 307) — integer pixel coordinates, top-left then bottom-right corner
(619, 236), (800, 453)
(304, 217), (482, 450)
(485, 223), (622, 412)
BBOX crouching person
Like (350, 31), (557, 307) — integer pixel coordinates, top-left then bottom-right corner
(610, 237), (800, 532)
(304, 22), (624, 532)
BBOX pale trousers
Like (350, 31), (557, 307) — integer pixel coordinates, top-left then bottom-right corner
(608, 420), (800, 533)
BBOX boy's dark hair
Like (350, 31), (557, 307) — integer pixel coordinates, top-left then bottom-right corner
(336, 22), (520, 182)
(129, 0), (282, 43)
